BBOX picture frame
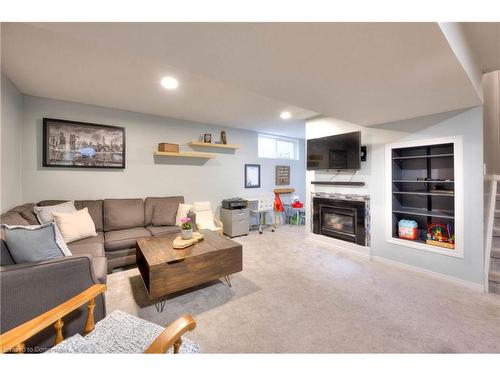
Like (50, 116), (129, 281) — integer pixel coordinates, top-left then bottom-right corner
(245, 164), (261, 188)
(275, 165), (290, 185)
(203, 133), (212, 143)
(43, 118), (126, 169)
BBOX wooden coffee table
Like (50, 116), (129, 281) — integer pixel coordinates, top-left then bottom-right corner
(136, 229), (243, 312)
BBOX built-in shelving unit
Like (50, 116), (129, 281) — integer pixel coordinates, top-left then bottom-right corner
(188, 141), (240, 150)
(385, 137), (463, 258)
(154, 151), (216, 159)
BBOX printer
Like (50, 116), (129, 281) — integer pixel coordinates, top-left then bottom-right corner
(221, 198), (248, 210)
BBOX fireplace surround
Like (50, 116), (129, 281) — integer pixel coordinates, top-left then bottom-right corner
(311, 193), (370, 246)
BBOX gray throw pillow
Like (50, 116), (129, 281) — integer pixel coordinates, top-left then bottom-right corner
(151, 203), (178, 226)
(1, 223), (72, 264)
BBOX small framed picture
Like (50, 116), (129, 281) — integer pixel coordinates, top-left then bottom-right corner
(245, 164), (261, 188)
(275, 165), (290, 185)
(204, 133), (212, 143)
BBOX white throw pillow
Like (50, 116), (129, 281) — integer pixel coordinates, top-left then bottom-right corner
(175, 203), (193, 226)
(192, 201), (217, 231)
(34, 201), (77, 224)
(53, 207), (97, 243)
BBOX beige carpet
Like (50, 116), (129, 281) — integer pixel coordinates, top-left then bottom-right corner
(106, 225), (500, 353)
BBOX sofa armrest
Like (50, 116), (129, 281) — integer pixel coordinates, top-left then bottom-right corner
(0, 256), (106, 352)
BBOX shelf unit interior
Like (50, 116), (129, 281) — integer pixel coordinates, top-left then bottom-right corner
(391, 142), (455, 249)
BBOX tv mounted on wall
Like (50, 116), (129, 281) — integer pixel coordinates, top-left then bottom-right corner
(307, 131), (361, 171)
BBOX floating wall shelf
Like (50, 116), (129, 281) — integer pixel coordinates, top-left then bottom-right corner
(154, 151), (216, 159)
(189, 141), (241, 150)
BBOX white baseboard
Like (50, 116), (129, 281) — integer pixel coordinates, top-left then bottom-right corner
(371, 255), (484, 292)
(306, 231), (483, 292)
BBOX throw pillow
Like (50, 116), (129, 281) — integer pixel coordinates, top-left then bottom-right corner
(151, 201), (179, 227)
(175, 203), (193, 226)
(34, 201), (77, 224)
(53, 207), (97, 243)
(193, 201), (217, 231)
(1, 223), (72, 264)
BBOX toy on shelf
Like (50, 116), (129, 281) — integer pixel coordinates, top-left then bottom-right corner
(398, 219), (418, 240)
(426, 223), (455, 249)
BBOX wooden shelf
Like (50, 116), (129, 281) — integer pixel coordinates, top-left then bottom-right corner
(154, 151), (216, 159)
(189, 141), (240, 150)
(274, 188), (295, 194)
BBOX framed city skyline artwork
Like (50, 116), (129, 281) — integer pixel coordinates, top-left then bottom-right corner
(43, 118), (126, 169)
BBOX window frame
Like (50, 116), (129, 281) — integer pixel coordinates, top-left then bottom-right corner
(257, 134), (299, 161)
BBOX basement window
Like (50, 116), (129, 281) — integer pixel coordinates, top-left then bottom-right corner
(258, 134), (299, 160)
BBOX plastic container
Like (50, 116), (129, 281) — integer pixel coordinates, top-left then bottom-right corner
(398, 219), (418, 240)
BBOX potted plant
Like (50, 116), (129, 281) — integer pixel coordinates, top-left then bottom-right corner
(180, 217), (193, 240)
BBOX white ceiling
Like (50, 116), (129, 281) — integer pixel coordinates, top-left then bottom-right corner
(1, 22), (495, 138)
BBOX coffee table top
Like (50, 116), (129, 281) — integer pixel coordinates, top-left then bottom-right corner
(136, 229), (242, 266)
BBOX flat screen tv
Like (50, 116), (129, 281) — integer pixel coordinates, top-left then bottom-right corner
(307, 131), (361, 171)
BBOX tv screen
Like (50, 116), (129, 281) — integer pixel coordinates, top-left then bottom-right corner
(307, 131), (361, 171)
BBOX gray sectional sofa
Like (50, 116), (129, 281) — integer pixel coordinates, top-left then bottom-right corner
(0, 196), (189, 352)
(0, 196), (188, 276)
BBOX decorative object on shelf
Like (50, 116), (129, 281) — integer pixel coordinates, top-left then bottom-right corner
(158, 143), (179, 153)
(203, 133), (212, 143)
(361, 146), (367, 161)
(220, 131), (227, 144)
(173, 232), (204, 249)
(425, 223), (454, 249)
(275, 165), (290, 185)
(245, 164), (260, 188)
(398, 219), (418, 240)
(180, 217), (193, 239)
(43, 118), (125, 169)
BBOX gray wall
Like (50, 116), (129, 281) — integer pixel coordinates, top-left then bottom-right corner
(19, 95), (305, 216)
(306, 107), (484, 285)
(1, 74), (23, 211)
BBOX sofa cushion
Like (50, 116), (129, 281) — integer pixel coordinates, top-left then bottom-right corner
(104, 227), (151, 252)
(103, 199), (145, 231)
(144, 197), (184, 226)
(1, 211), (30, 226)
(68, 234), (105, 258)
(146, 225), (181, 237)
(91, 256), (108, 284)
(75, 200), (103, 232)
(8, 203), (39, 225)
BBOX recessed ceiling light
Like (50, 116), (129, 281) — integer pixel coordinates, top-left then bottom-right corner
(161, 76), (179, 90)
(280, 111), (291, 120)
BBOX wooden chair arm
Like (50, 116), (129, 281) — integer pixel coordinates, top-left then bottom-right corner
(144, 314), (196, 354)
(0, 284), (107, 353)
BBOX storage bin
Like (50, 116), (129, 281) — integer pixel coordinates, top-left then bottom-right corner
(398, 219), (418, 240)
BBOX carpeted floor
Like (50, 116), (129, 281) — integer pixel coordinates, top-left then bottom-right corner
(106, 225), (500, 353)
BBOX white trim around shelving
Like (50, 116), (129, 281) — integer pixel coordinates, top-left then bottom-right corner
(385, 136), (464, 259)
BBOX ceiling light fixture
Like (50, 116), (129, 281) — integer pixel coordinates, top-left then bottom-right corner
(280, 111), (291, 120)
(161, 76), (179, 90)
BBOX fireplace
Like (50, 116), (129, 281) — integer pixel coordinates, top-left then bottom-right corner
(312, 196), (367, 246)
